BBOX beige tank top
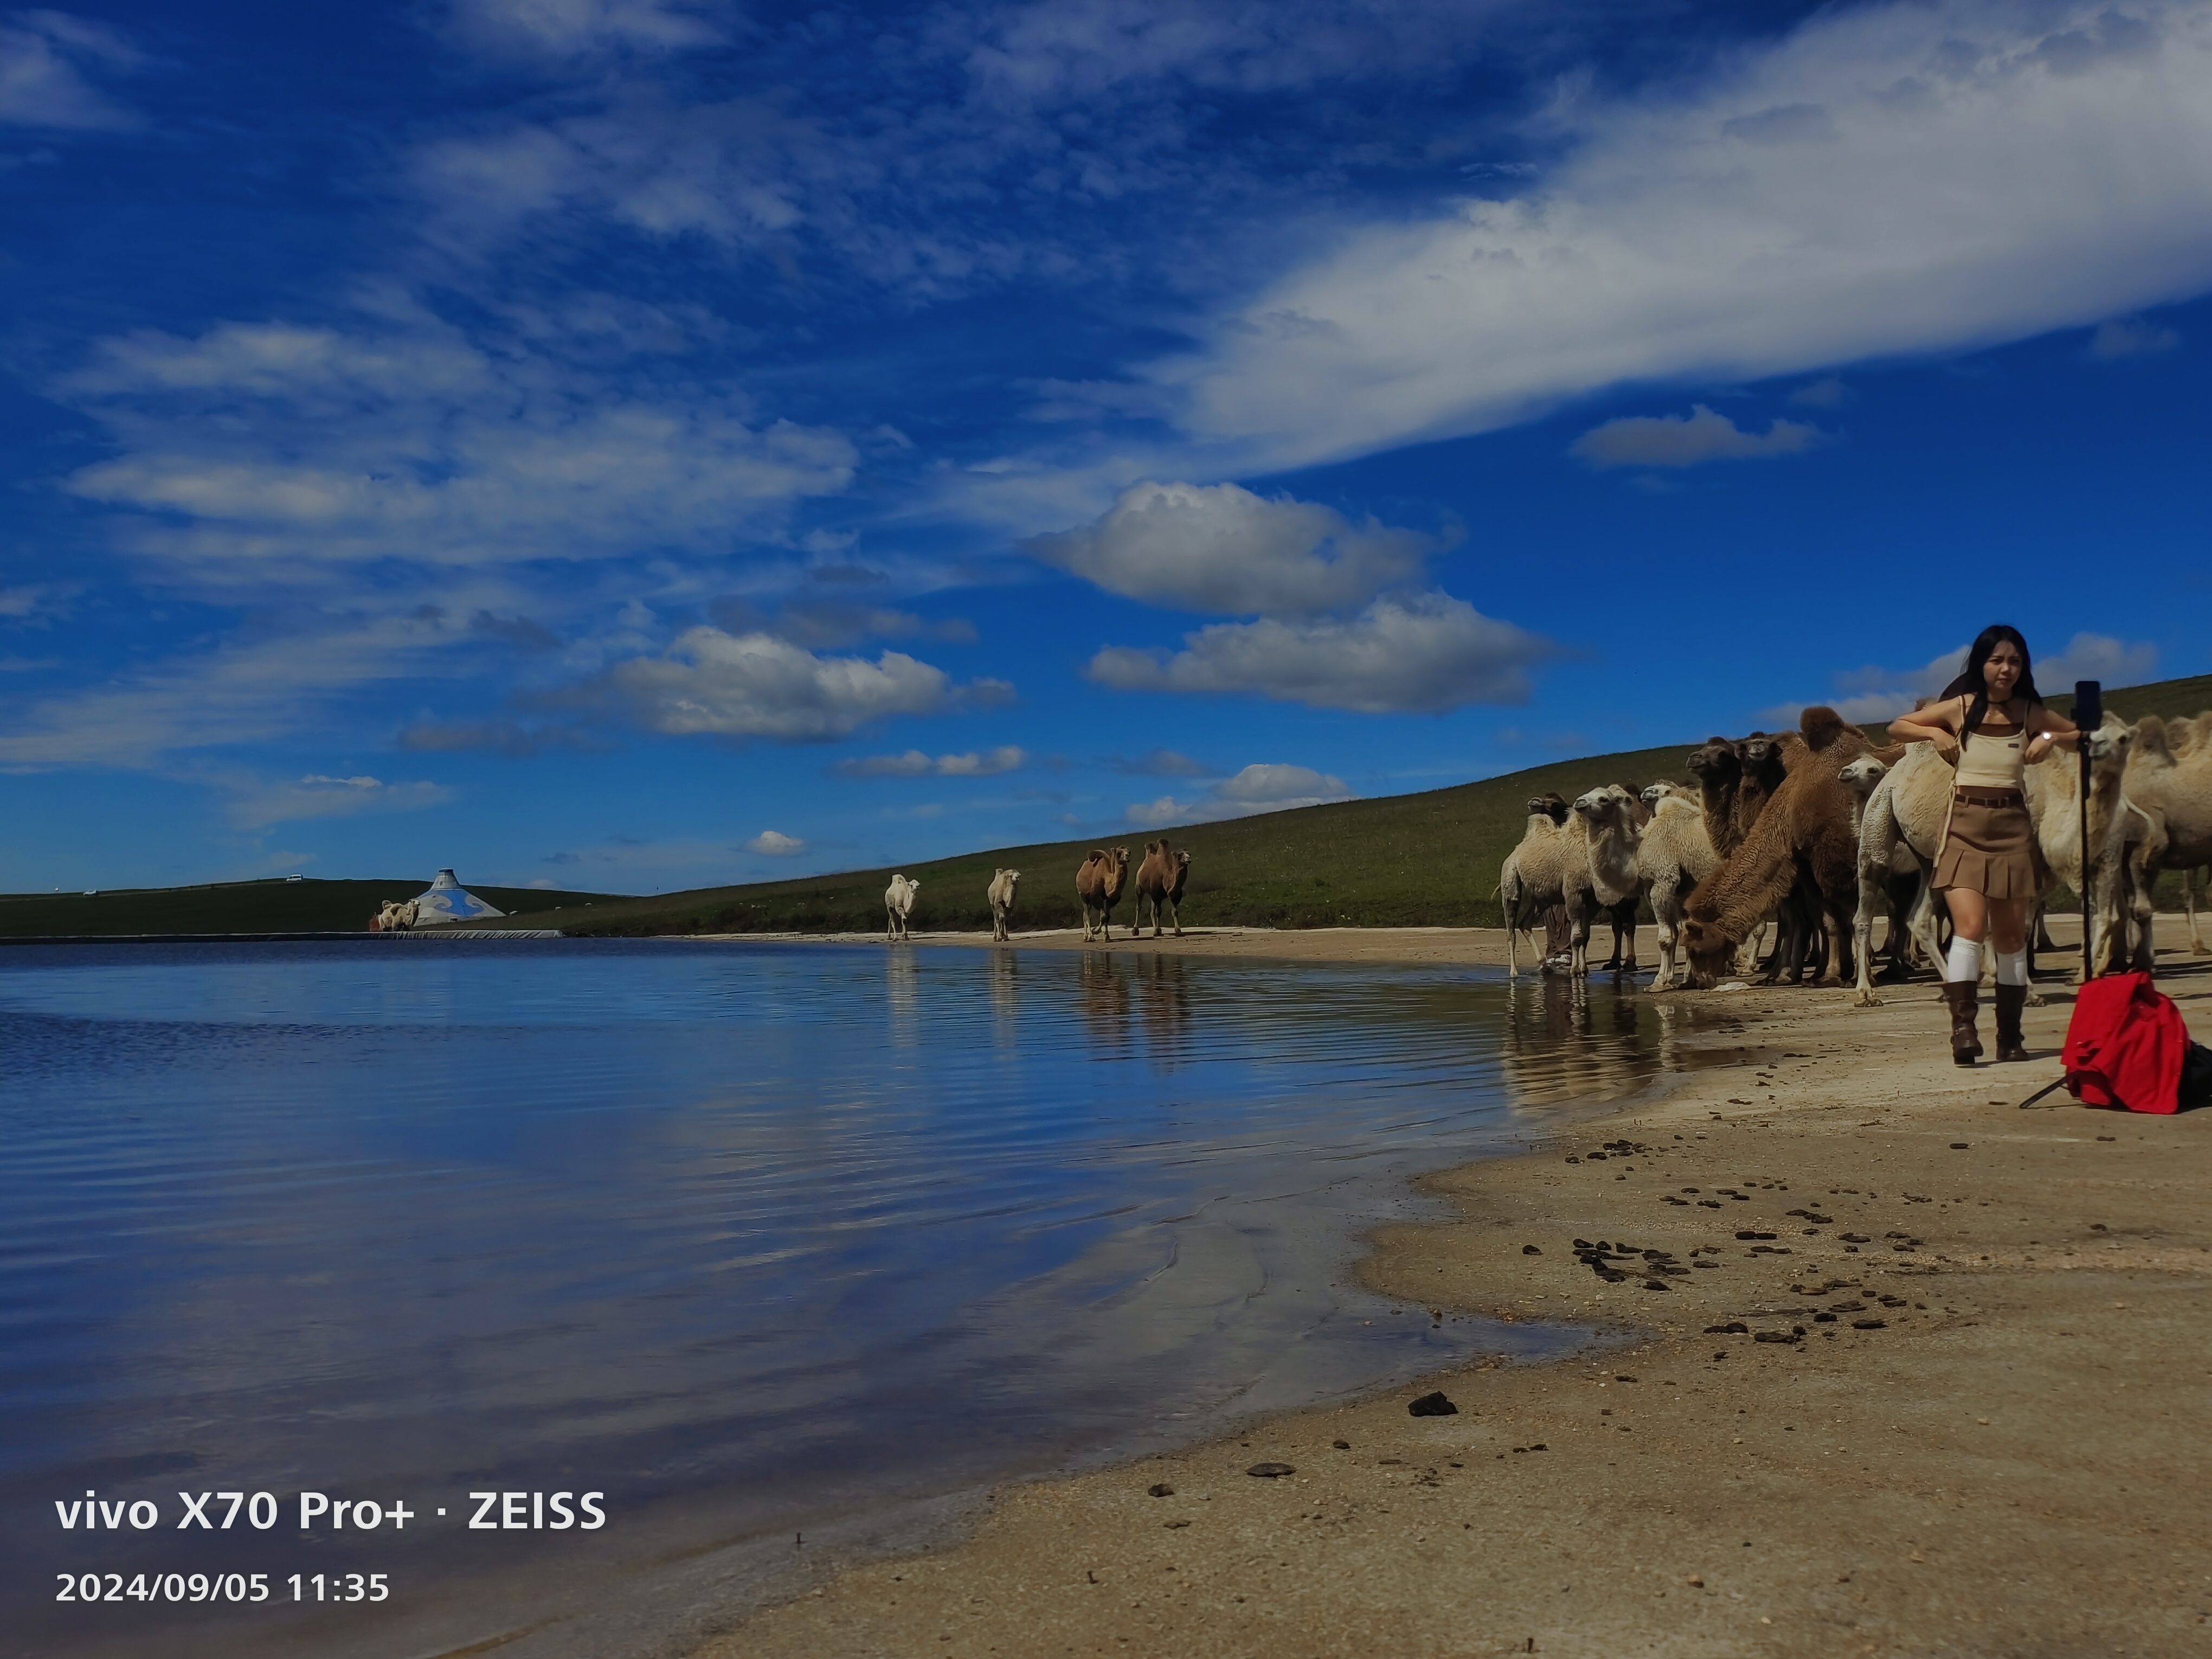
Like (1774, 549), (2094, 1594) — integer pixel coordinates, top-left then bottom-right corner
(1954, 697), (2027, 790)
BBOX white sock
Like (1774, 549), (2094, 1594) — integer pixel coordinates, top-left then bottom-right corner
(1995, 948), (2029, 987)
(1946, 937), (1983, 984)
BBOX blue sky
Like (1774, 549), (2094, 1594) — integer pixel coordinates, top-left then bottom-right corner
(3, 0), (2208, 894)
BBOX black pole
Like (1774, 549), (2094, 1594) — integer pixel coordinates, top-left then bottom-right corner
(2076, 679), (2102, 981)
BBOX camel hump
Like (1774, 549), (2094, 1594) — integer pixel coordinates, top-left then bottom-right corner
(2133, 713), (2172, 762)
(1800, 704), (1850, 750)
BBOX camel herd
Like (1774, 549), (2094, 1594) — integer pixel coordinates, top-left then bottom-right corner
(884, 838), (1193, 943)
(1502, 703), (2212, 996)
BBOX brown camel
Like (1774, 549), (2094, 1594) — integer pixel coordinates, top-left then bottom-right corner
(1681, 706), (1869, 988)
(1134, 839), (1192, 938)
(1076, 847), (1131, 942)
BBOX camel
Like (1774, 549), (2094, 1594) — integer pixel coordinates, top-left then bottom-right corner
(884, 873), (919, 942)
(1134, 839), (1192, 938)
(372, 899), (418, 933)
(1075, 847), (1131, 942)
(987, 869), (1020, 942)
(1499, 794), (1569, 976)
(1571, 785), (1644, 976)
(2023, 716), (2157, 979)
(1685, 737), (1744, 858)
(2125, 713), (2212, 957)
(1502, 793), (1605, 977)
(1681, 707), (1869, 988)
(1849, 744), (1956, 1005)
(1637, 793), (1720, 991)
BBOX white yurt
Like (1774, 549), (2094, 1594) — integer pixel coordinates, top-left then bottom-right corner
(409, 869), (504, 924)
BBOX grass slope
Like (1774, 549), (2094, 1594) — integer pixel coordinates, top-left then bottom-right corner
(492, 745), (1701, 938)
(0, 878), (625, 939)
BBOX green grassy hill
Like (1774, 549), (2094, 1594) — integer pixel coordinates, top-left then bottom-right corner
(0, 877), (623, 940)
(502, 671), (2210, 939)
(11, 672), (2204, 942)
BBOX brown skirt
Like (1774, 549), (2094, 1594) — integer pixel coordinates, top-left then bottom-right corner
(1935, 790), (2041, 899)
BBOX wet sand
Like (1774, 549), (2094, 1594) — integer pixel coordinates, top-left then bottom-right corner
(690, 922), (2212, 1658)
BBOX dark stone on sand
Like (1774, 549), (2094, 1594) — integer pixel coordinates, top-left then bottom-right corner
(1573, 1238), (1593, 1249)
(1853, 1319), (1886, 1330)
(1523, 1244), (1542, 1255)
(1643, 1278), (1670, 1291)
(1950, 1143), (1970, 1149)
(1587, 1152), (1607, 1161)
(1246, 1462), (1296, 1477)
(1409, 1391), (1458, 1417)
(1148, 1482), (1174, 1497)
(1754, 1332), (1796, 1343)
(1333, 1439), (1351, 1449)
(1815, 1312), (1837, 1323)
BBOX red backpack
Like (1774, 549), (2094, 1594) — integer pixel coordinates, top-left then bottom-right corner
(2062, 972), (2194, 1114)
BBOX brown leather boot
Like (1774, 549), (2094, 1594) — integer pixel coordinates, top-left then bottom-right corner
(1994, 981), (2029, 1062)
(1941, 980), (1982, 1065)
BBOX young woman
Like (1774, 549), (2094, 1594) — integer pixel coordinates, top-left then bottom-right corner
(1888, 626), (2079, 1064)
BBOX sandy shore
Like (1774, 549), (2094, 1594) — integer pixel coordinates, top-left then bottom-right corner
(710, 923), (1531, 966)
(690, 923), (2212, 1658)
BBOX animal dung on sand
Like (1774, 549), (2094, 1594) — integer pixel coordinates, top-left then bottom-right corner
(1407, 1391), (1459, 1417)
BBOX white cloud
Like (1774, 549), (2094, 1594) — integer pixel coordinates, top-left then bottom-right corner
(60, 318), (856, 568)
(2041, 631), (2160, 689)
(1087, 592), (1553, 713)
(0, 12), (143, 131)
(587, 627), (959, 740)
(831, 745), (1027, 777)
(222, 773), (455, 831)
(0, 607), (494, 770)
(1110, 747), (1209, 776)
(744, 828), (806, 856)
(1789, 376), (1851, 407)
(1021, 479), (1433, 615)
(2088, 317), (2182, 358)
(1570, 404), (1824, 468)
(1774, 631), (2158, 724)
(1127, 762), (1354, 826)
(1172, 1), (2212, 471)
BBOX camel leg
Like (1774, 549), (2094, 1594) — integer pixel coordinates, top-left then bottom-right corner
(1852, 867), (1883, 1006)
(1568, 896), (1591, 979)
(2188, 867), (2208, 954)
(1168, 897), (1181, 937)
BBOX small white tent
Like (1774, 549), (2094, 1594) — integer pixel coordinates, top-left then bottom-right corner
(409, 869), (504, 924)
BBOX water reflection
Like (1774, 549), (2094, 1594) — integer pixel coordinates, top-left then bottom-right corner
(0, 942), (1712, 1659)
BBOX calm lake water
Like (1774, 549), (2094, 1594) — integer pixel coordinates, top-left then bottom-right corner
(1, 940), (1707, 1658)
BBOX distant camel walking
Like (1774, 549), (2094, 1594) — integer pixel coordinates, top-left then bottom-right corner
(884, 874), (919, 942)
(1134, 839), (1192, 937)
(1076, 847), (1131, 941)
(987, 869), (1020, 941)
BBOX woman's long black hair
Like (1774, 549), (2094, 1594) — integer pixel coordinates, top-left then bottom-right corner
(1938, 623), (2041, 734)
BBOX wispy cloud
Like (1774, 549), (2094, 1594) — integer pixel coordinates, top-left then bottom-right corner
(220, 772), (455, 831)
(1126, 761), (1353, 827)
(1173, 2), (2212, 471)
(0, 11), (146, 132)
(1022, 480), (1435, 615)
(1089, 593), (1554, 713)
(831, 745), (1026, 778)
(2087, 316), (2182, 359)
(1571, 404), (1824, 468)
